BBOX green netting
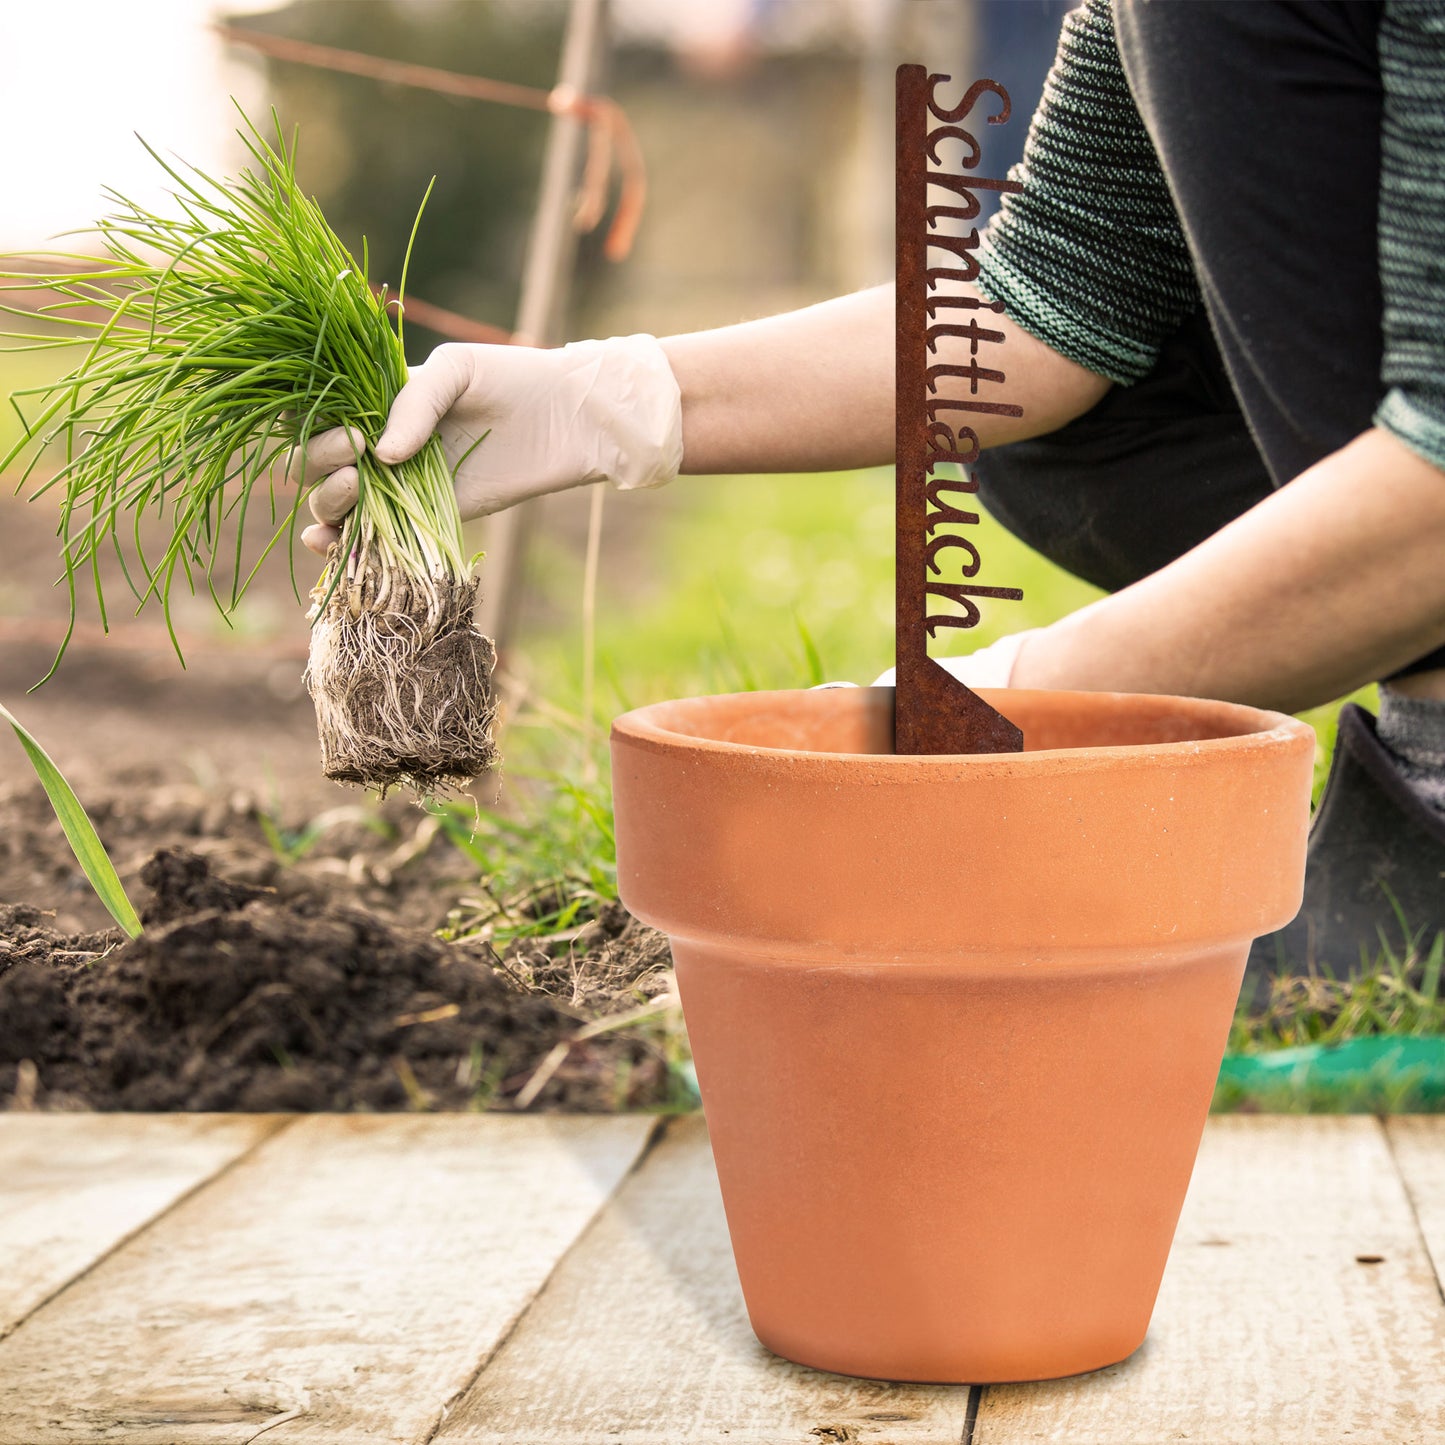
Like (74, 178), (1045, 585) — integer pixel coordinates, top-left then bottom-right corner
(1216, 1036), (1445, 1112)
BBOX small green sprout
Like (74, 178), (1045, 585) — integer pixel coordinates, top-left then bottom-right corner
(0, 701), (141, 938)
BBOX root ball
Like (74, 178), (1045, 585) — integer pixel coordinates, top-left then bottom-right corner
(306, 567), (498, 795)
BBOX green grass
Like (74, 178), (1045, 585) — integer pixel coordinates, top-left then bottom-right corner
(433, 769), (618, 949)
(1213, 1045), (1445, 1114)
(1232, 931), (1445, 1054)
(1225, 910), (1445, 1104)
(518, 467), (1102, 719)
(1214, 906), (1445, 1112)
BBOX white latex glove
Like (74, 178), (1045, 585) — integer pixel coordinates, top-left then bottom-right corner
(812, 630), (1037, 690)
(295, 334), (684, 554)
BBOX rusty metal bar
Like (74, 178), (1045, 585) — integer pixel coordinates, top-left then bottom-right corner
(894, 63), (1022, 756)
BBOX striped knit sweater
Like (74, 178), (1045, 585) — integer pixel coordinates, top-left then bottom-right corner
(975, 0), (1445, 473)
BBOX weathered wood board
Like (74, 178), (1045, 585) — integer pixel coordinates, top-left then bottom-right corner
(0, 1114), (656, 1445)
(5, 1114), (1445, 1445)
(437, 1114), (973, 1444)
(974, 1116), (1445, 1444)
(0, 1114), (286, 1341)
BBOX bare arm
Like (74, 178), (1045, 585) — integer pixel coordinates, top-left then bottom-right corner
(659, 283), (1111, 475)
(1011, 428), (1445, 712)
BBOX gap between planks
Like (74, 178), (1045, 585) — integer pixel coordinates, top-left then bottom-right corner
(414, 1114), (675, 1445)
(1384, 1117), (1445, 1310)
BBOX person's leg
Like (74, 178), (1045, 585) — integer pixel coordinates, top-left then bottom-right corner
(1110, 0), (1445, 993)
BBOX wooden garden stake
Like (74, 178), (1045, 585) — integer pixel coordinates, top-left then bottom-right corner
(477, 0), (611, 652)
(894, 63), (1024, 756)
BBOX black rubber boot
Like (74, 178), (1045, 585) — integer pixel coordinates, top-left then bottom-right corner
(1243, 704), (1445, 1010)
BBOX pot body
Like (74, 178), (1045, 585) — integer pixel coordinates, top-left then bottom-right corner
(611, 688), (1315, 1383)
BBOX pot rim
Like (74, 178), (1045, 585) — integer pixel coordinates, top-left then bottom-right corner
(611, 685), (1313, 773)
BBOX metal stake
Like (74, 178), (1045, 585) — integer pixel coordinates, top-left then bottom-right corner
(894, 63), (1023, 756)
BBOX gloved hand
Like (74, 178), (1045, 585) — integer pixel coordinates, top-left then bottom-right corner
(294, 334), (684, 555)
(813, 630), (1038, 690)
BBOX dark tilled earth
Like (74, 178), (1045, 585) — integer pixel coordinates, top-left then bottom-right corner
(0, 846), (676, 1113)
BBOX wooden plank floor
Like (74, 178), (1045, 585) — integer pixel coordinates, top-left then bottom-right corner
(1, 1114), (1443, 1444)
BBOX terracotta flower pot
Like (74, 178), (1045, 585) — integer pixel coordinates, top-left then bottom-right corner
(610, 686), (1314, 1384)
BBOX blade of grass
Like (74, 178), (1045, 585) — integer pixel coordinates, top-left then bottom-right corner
(794, 611), (825, 687)
(0, 701), (142, 938)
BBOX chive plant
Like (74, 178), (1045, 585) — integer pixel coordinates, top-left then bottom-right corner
(0, 111), (497, 794)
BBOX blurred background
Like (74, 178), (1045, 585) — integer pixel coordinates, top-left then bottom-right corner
(0, 0), (1131, 810)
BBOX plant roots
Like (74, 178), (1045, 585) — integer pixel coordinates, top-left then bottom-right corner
(306, 553), (498, 796)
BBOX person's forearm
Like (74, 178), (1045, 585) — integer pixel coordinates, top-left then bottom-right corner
(659, 284), (1110, 475)
(1010, 428), (1445, 713)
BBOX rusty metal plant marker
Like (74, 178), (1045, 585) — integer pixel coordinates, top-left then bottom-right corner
(895, 64), (1024, 756)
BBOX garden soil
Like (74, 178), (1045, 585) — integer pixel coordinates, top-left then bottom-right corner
(0, 848), (675, 1113)
(0, 483), (682, 1112)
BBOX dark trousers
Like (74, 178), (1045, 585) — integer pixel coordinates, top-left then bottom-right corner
(974, 0), (1445, 679)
